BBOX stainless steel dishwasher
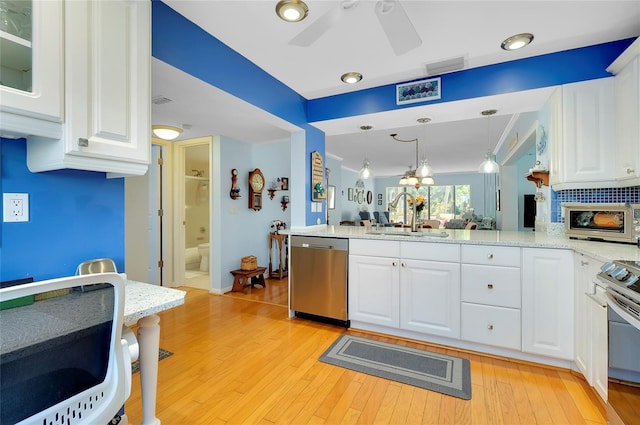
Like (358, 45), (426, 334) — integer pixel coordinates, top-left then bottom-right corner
(290, 236), (349, 326)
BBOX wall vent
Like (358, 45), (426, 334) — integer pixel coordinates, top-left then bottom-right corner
(152, 95), (173, 105)
(424, 56), (465, 77)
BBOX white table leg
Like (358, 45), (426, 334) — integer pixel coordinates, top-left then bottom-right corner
(137, 314), (161, 425)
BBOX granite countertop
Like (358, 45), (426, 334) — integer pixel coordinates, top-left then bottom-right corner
(1, 278), (186, 356)
(124, 279), (186, 326)
(282, 225), (640, 262)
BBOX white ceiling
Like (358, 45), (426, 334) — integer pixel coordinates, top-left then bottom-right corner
(152, 0), (640, 176)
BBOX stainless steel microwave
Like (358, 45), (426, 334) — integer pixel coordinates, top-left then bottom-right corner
(563, 203), (640, 245)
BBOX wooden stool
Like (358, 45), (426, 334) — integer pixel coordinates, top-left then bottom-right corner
(229, 267), (267, 292)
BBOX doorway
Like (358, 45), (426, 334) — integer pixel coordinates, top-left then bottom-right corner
(175, 138), (212, 290)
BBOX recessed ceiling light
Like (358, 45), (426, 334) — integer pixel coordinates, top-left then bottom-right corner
(275, 0), (309, 22)
(501, 33), (534, 51)
(341, 72), (363, 84)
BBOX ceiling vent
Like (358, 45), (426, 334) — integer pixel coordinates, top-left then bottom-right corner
(152, 95), (173, 105)
(424, 56), (465, 77)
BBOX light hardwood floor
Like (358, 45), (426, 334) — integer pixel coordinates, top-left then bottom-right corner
(125, 279), (606, 425)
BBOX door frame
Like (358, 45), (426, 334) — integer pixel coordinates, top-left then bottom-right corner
(173, 137), (213, 289)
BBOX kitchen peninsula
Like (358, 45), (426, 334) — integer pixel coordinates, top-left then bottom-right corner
(287, 226), (640, 371)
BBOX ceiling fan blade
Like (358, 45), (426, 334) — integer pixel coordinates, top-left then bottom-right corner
(289, 4), (345, 47)
(375, 0), (422, 56)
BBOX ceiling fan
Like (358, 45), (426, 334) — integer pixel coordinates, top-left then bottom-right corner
(289, 0), (422, 56)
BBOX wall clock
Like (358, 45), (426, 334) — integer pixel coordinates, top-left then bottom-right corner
(248, 168), (265, 211)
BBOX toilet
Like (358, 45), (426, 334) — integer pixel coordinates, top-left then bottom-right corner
(197, 243), (209, 272)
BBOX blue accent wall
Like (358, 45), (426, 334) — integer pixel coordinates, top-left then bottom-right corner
(0, 140), (125, 281)
(306, 39), (635, 122)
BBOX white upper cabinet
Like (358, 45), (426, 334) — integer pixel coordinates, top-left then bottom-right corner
(550, 78), (617, 190)
(0, 0), (64, 138)
(608, 38), (640, 187)
(0, 0), (151, 176)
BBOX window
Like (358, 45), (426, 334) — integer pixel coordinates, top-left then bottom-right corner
(386, 185), (471, 225)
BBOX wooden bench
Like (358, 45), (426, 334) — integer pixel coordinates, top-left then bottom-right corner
(229, 267), (267, 292)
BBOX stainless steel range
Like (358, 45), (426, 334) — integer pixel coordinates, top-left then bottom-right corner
(597, 260), (640, 425)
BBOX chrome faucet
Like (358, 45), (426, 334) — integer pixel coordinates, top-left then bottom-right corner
(389, 192), (418, 232)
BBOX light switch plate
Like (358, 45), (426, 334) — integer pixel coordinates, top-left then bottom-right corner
(3, 193), (29, 222)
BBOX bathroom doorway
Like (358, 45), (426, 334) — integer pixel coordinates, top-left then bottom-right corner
(175, 138), (212, 290)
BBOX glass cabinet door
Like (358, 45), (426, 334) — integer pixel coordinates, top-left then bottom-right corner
(0, 0), (32, 92)
(0, 0), (62, 129)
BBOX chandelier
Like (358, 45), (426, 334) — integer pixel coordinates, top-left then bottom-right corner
(391, 117), (435, 188)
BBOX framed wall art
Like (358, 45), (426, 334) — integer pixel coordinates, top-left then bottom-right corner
(396, 77), (441, 105)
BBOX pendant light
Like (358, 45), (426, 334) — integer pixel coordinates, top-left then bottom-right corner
(478, 109), (500, 174)
(359, 125), (373, 179)
(415, 117), (435, 186)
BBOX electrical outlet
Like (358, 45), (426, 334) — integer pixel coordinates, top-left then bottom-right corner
(3, 193), (29, 222)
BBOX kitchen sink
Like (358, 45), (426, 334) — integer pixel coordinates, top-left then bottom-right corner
(366, 230), (449, 238)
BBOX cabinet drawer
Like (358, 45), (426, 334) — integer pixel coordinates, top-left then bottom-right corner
(461, 303), (521, 350)
(349, 239), (400, 257)
(401, 241), (460, 262)
(461, 245), (520, 267)
(461, 264), (521, 308)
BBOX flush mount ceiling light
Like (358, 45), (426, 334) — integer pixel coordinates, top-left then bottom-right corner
(359, 125), (373, 180)
(152, 124), (183, 140)
(275, 0), (309, 22)
(478, 109), (500, 174)
(341, 72), (363, 84)
(501, 33), (534, 51)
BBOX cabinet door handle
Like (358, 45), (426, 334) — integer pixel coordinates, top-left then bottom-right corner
(487, 254), (494, 259)
(401, 262), (406, 268)
(487, 324), (494, 330)
(392, 261), (397, 267)
(581, 260), (589, 266)
(78, 138), (89, 147)
(487, 284), (494, 289)
(627, 168), (635, 175)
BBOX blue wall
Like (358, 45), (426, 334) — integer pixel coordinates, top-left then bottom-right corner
(1, 140), (125, 281)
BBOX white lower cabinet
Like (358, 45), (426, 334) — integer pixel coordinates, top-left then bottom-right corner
(460, 245), (522, 350)
(461, 303), (521, 350)
(349, 253), (400, 327)
(399, 258), (460, 339)
(522, 248), (574, 360)
(591, 284), (608, 401)
(574, 253), (608, 401)
(348, 240), (580, 367)
(348, 240), (461, 339)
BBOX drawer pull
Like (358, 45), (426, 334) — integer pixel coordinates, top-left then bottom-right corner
(487, 254), (494, 259)
(401, 262), (406, 268)
(487, 283), (494, 289)
(487, 324), (494, 330)
(392, 261), (397, 267)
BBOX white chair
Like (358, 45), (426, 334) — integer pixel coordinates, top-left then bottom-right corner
(0, 273), (135, 425)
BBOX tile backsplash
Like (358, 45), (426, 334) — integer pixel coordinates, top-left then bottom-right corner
(551, 186), (640, 222)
